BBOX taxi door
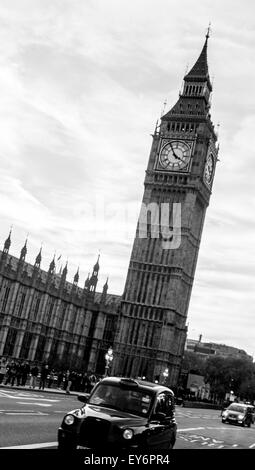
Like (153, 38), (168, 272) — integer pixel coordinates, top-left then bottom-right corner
(145, 392), (175, 449)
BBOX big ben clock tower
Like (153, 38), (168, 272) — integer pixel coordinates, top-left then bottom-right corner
(112, 32), (219, 386)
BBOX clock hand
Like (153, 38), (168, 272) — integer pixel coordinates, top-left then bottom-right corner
(169, 142), (179, 159)
(169, 142), (184, 162)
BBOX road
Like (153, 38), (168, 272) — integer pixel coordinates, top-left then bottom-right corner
(0, 389), (255, 449)
(175, 407), (255, 449)
(0, 387), (76, 448)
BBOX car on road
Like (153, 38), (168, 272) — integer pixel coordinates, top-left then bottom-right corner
(58, 376), (177, 450)
(221, 403), (254, 427)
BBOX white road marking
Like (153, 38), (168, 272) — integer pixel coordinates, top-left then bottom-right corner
(0, 391), (59, 402)
(1, 441), (57, 449)
(0, 409), (35, 412)
(16, 402), (52, 407)
(249, 443), (255, 448)
(206, 427), (229, 430)
(13, 397), (59, 402)
(5, 412), (48, 416)
(178, 427), (205, 432)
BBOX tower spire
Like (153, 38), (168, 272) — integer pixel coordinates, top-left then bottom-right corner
(20, 238), (28, 262)
(73, 267), (79, 285)
(34, 246), (42, 268)
(184, 34), (210, 82)
(3, 227), (12, 254)
(206, 22), (211, 40)
(162, 32), (213, 121)
(48, 254), (56, 275)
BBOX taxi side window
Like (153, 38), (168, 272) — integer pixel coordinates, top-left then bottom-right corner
(155, 393), (174, 417)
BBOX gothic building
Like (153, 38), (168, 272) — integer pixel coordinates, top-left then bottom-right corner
(112, 33), (219, 386)
(0, 34), (218, 386)
(0, 232), (121, 374)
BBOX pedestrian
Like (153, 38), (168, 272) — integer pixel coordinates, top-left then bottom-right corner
(4, 361), (14, 385)
(66, 370), (76, 394)
(5, 361), (17, 386)
(0, 357), (8, 384)
(48, 370), (55, 388)
(39, 364), (49, 390)
(15, 361), (23, 386)
(30, 363), (39, 388)
(82, 373), (91, 393)
(21, 361), (30, 386)
(57, 371), (64, 389)
(89, 373), (97, 392)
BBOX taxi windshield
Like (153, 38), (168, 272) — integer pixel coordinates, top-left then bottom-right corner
(88, 383), (153, 417)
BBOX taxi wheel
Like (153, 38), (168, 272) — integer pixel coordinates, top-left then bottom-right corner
(168, 438), (176, 449)
(58, 442), (77, 451)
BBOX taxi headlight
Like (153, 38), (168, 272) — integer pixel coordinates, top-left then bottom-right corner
(123, 428), (134, 440)
(238, 414), (244, 420)
(64, 414), (75, 425)
(222, 411), (227, 417)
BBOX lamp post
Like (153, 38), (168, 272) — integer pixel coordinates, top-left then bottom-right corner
(163, 368), (169, 384)
(104, 347), (113, 377)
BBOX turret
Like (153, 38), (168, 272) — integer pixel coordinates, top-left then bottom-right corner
(19, 239), (27, 263)
(100, 277), (109, 305)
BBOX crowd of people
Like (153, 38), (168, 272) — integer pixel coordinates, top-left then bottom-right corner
(0, 357), (99, 393)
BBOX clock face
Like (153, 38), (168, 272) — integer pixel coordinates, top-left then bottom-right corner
(204, 153), (214, 184)
(159, 141), (190, 171)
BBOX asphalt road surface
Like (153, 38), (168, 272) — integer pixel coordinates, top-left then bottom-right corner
(0, 389), (255, 449)
(0, 387), (76, 448)
(175, 407), (255, 449)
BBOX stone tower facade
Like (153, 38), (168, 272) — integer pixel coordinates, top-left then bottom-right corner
(113, 34), (219, 386)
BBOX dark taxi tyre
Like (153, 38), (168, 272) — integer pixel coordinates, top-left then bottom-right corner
(168, 438), (176, 449)
(58, 441), (77, 451)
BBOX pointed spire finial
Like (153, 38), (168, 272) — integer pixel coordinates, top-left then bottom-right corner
(84, 272), (90, 289)
(20, 237), (28, 260)
(161, 98), (167, 117)
(206, 22), (211, 40)
(94, 253), (100, 271)
(3, 227), (12, 253)
(35, 246), (42, 267)
(62, 260), (68, 276)
(49, 253), (56, 273)
(74, 267), (79, 284)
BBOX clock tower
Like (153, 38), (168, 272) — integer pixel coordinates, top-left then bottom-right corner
(112, 33), (219, 386)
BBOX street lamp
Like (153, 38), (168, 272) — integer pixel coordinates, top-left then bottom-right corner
(163, 368), (169, 384)
(104, 347), (113, 377)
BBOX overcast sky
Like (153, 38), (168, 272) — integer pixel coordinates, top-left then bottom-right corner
(0, 0), (254, 357)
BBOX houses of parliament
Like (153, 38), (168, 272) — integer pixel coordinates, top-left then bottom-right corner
(0, 33), (218, 386)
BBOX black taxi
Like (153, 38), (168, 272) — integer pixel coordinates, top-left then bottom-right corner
(58, 377), (177, 450)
